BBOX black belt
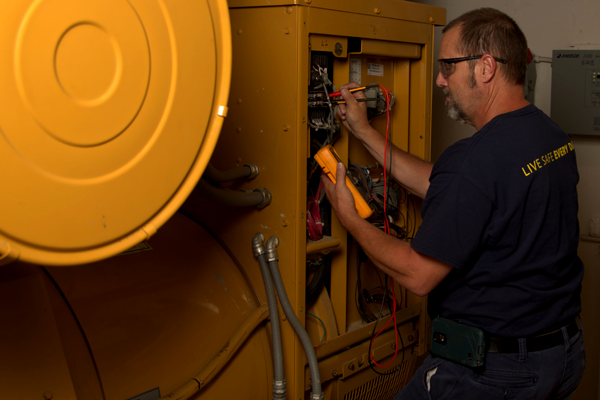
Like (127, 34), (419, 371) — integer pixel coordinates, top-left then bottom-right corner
(487, 318), (580, 354)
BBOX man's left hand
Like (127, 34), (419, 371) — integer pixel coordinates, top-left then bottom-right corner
(321, 162), (360, 228)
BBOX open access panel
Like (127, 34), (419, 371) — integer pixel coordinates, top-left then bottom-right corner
(184, 2), (445, 399)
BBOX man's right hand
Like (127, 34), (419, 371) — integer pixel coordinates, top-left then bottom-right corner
(336, 82), (371, 137)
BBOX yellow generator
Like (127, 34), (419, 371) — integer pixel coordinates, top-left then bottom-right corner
(0, 1), (444, 399)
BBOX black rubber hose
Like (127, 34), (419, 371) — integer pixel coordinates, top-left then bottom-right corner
(203, 163), (255, 183)
(196, 179), (266, 207)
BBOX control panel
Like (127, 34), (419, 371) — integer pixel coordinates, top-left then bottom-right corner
(551, 49), (600, 135)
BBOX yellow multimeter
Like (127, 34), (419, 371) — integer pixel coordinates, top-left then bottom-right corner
(314, 145), (374, 219)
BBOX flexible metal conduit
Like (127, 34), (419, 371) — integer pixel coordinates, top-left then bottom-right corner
(203, 163), (259, 183)
(158, 304), (269, 400)
(196, 179), (272, 208)
(253, 233), (286, 400)
(266, 236), (323, 400)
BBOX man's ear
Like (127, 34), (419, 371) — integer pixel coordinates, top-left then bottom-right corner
(480, 54), (497, 83)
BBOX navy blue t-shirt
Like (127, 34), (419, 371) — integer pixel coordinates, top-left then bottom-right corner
(411, 104), (584, 338)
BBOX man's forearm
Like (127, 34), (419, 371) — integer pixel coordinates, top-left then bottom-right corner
(352, 125), (433, 199)
(321, 162), (453, 296)
(342, 214), (452, 297)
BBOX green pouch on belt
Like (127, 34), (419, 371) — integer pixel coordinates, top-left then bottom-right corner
(430, 317), (486, 368)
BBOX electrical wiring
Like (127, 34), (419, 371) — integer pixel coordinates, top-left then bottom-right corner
(371, 178), (400, 216)
(355, 260), (395, 324)
(306, 313), (326, 344)
(307, 177), (325, 241)
(410, 194), (417, 239)
(312, 64), (337, 146)
(328, 83), (380, 98)
(347, 162), (372, 203)
(367, 275), (406, 376)
(403, 192), (418, 240)
(362, 84), (408, 374)
(307, 81), (415, 374)
(329, 98), (384, 105)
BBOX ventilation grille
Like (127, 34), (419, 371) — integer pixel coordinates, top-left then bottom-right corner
(342, 361), (411, 400)
(312, 54), (329, 69)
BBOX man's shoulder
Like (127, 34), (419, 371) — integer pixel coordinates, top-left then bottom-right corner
(482, 104), (562, 139)
(432, 137), (475, 175)
(433, 104), (570, 181)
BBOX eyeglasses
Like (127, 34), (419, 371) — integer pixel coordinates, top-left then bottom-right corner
(437, 56), (508, 78)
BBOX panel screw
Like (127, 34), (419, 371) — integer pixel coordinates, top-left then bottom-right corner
(348, 362), (355, 371)
(237, 29), (242, 35)
(237, 127), (242, 133)
(334, 42), (343, 56)
(237, 98), (242, 104)
(43, 392), (53, 400)
(408, 335), (414, 341)
(284, 28), (290, 34)
(305, 0), (312, 3)
(332, 370), (338, 377)
(358, 359), (364, 367)
(283, 124), (290, 131)
(374, 7), (381, 14)
(302, 118), (306, 123)
(429, 17), (435, 23)
(420, 135), (424, 139)
(286, 6), (293, 14)
(282, 220), (288, 227)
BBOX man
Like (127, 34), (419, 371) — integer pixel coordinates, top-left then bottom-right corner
(322, 8), (585, 399)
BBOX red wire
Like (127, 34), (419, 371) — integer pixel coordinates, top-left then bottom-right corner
(380, 85), (391, 235)
(370, 279), (398, 367)
(369, 85), (399, 368)
(307, 174), (325, 241)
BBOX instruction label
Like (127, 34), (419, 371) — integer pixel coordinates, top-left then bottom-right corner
(368, 63), (384, 77)
(350, 59), (362, 85)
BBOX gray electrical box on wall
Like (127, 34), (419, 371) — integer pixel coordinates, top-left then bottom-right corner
(551, 49), (600, 136)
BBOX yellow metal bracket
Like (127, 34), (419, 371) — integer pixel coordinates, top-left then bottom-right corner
(309, 34), (348, 58)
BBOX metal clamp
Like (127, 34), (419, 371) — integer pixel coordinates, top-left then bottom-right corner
(252, 233), (266, 257)
(265, 236), (279, 262)
(254, 188), (273, 209)
(273, 379), (286, 400)
(244, 164), (260, 180)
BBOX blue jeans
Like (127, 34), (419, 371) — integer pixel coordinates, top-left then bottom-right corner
(395, 327), (585, 400)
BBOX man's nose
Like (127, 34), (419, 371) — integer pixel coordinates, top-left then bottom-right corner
(435, 70), (447, 88)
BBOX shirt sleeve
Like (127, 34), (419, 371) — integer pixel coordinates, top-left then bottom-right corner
(411, 172), (494, 269)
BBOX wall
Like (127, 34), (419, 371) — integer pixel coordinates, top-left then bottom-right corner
(410, 1), (600, 398)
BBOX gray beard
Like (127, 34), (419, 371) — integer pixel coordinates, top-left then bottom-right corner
(443, 88), (468, 124)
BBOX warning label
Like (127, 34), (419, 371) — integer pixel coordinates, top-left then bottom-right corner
(368, 63), (384, 77)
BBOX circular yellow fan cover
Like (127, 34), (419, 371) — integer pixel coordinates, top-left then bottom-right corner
(0, 0), (231, 265)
